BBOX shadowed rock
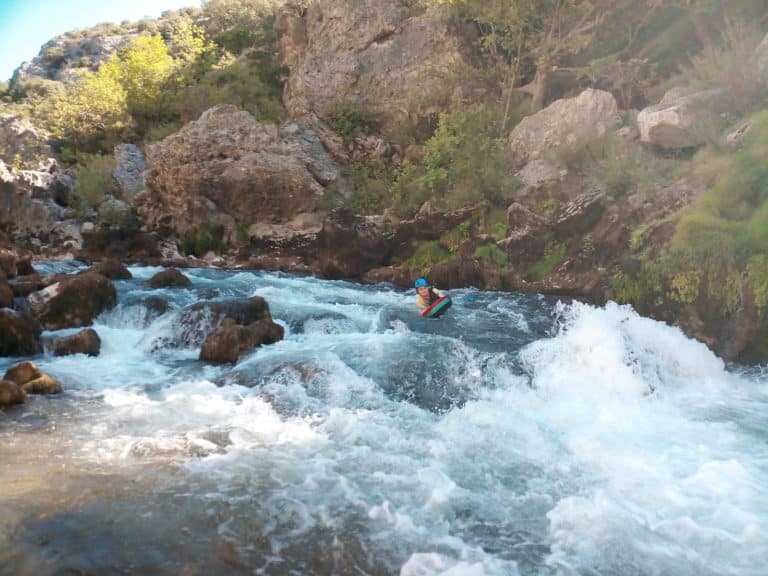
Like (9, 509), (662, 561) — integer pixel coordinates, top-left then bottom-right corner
(0, 309), (42, 356)
(85, 259), (132, 279)
(0, 379), (26, 406)
(45, 328), (101, 357)
(28, 272), (116, 330)
(3, 360), (62, 395)
(147, 268), (190, 288)
(200, 317), (284, 364)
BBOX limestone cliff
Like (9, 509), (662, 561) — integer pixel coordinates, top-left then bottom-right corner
(277, 0), (477, 125)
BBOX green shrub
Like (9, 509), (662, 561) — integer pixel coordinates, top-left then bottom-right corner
(175, 57), (285, 124)
(473, 243), (507, 268)
(528, 239), (569, 281)
(533, 198), (561, 220)
(179, 223), (226, 257)
(325, 100), (378, 142)
(403, 241), (453, 274)
(440, 220), (474, 254)
(72, 154), (114, 216)
(671, 20), (766, 118)
(389, 105), (514, 216)
(747, 255), (768, 316)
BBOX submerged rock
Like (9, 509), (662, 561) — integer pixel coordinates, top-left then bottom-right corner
(45, 327), (101, 357)
(147, 268), (190, 288)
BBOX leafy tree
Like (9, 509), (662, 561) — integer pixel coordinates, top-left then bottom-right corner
(119, 35), (175, 125)
(201, 0), (283, 54)
(36, 54), (131, 157)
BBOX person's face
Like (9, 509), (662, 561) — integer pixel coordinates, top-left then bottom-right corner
(417, 286), (430, 297)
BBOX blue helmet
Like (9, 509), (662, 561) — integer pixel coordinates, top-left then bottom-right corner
(414, 277), (430, 289)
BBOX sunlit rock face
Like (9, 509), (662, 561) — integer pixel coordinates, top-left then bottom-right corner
(137, 105), (344, 241)
(277, 0), (477, 125)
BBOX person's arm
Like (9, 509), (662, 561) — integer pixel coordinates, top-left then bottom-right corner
(415, 295), (428, 309)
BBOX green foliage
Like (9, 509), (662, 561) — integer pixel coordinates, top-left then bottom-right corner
(201, 0), (282, 54)
(611, 263), (662, 306)
(325, 100), (378, 142)
(175, 55), (286, 124)
(72, 154), (114, 216)
(36, 56), (131, 156)
(389, 105), (513, 217)
(236, 220), (251, 244)
(440, 220), (474, 253)
(670, 19), (766, 118)
(747, 255), (768, 316)
(528, 239), (569, 281)
(179, 223), (226, 256)
(614, 110), (768, 316)
(342, 160), (398, 215)
(586, 134), (674, 197)
(119, 35), (175, 125)
(473, 243), (507, 267)
(403, 241), (453, 274)
(533, 198), (561, 220)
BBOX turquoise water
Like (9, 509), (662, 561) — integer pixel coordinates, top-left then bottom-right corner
(1, 265), (766, 575)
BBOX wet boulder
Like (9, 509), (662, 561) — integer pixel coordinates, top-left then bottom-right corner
(45, 327), (101, 357)
(0, 379), (26, 406)
(3, 360), (62, 395)
(200, 317), (284, 364)
(0, 276), (12, 308)
(0, 309), (42, 356)
(84, 259), (132, 280)
(147, 268), (190, 288)
(27, 272), (117, 330)
(22, 373), (63, 394)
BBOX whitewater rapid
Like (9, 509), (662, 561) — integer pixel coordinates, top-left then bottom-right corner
(1, 264), (766, 575)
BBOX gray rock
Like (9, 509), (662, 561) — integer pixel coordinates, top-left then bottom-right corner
(508, 89), (620, 168)
(277, 0), (477, 125)
(636, 88), (723, 149)
(0, 114), (52, 168)
(111, 143), (147, 199)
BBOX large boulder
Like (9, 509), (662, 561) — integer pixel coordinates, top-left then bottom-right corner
(508, 89), (620, 168)
(277, 0), (476, 124)
(0, 309), (42, 356)
(164, 296), (279, 350)
(637, 88), (723, 149)
(200, 317), (284, 364)
(0, 159), (73, 247)
(137, 105), (344, 241)
(27, 272), (117, 330)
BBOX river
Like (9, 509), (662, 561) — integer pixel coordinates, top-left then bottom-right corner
(1, 263), (766, 575)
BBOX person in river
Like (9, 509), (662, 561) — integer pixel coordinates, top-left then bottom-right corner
(414, 277), (444, 311)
